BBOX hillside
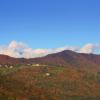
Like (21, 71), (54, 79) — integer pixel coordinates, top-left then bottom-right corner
(0, 55), (27, 65)
(0, 50), (100, 71)
(0, 50), (100, 100)
(30, 50), (100, 72)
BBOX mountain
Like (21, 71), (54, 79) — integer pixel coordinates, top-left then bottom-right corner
(0, 50), (100, 72)
(30, 50), (100, 72)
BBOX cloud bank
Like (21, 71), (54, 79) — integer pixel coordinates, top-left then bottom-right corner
(0, 41), (100, 58)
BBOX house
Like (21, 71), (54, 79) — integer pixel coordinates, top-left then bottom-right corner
(45, 73), (50, 76)
(27, 64), (31, 66)
(9, 66), (13, 69)
(32, 64), (40, 66)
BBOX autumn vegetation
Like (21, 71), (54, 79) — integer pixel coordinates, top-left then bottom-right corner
(0, 50), (100, 100)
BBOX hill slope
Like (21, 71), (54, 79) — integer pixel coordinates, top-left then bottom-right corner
(0, 50), (100, 70)
(0, 50), (100, 100)
(30, 50), (100, 72)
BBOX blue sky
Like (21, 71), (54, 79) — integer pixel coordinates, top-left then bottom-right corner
(0, 0), (100, 49)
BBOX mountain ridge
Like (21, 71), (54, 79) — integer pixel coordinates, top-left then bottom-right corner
(0, 50), (100, 72)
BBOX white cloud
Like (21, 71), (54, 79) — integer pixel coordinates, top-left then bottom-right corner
(79, 43), (100, 54)
(0, 41), (49, 58)
(0, 41), (27, 58)
(79, 43), (95, 53)
(0, 41), (100, 58)
(9, 41), (26, 49)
